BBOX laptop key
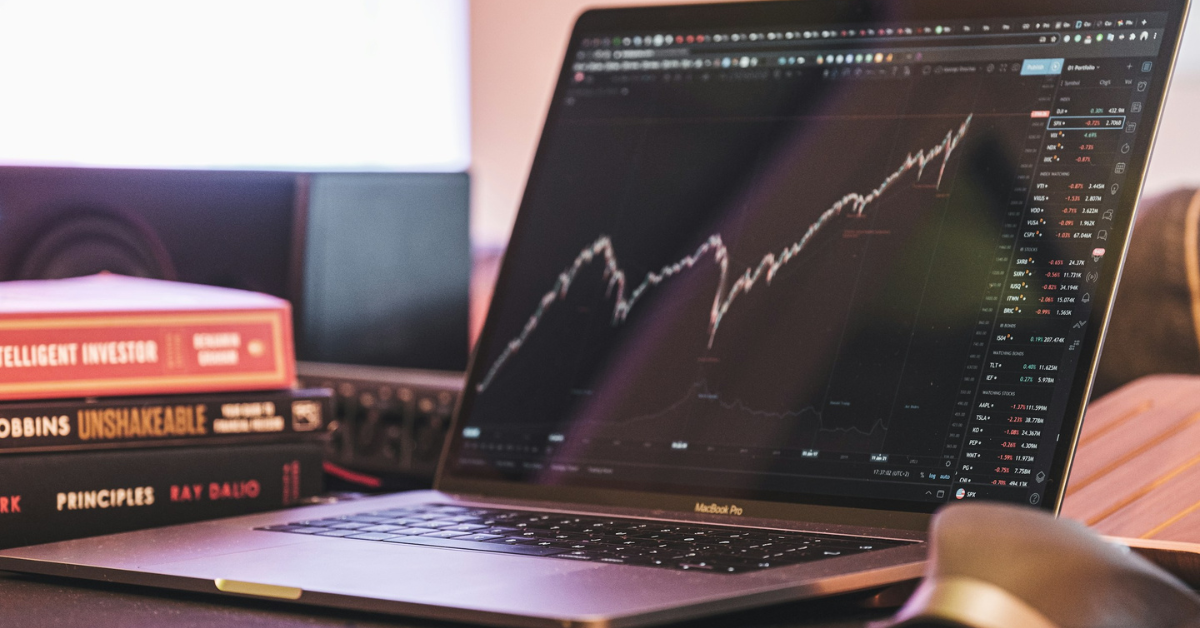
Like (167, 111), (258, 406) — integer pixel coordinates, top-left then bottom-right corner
(271, 525), (327, 534)
(387, 535), (567, 556)
(556, 551), (600, 561)
(347, 532), (401, 541)
(329, 522), (370, 530)
(344, 515), (392, 524)
(421, 520), (463, 529)
(400, 527), (442, 535)
(360, 525), (406, 533)
(497, 537), (537, 545)
(387, 528), (429, 536)
(315, 529), (359, 538)
(448, 523), (489, 532)
(458, 533), (504, 542)
(422, 530), (471, 539)
(300, 519), (342, 527)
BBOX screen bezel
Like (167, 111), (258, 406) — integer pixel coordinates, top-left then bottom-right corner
(438, 0), (1192, 531)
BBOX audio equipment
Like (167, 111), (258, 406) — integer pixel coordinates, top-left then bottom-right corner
(297, 361), (462, 489)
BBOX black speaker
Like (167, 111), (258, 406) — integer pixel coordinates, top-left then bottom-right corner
(0, 166), (470, 372)
(299, 173), (470, 372)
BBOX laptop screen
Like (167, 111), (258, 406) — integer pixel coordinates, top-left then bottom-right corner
(445, 0), (1185, 515)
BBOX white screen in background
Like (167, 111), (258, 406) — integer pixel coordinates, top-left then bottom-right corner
(0, 0), (469, 171)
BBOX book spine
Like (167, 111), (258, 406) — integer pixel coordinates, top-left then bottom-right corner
(0, 388), (332, 454)
(0, 306), (295, 400)
(0, 442), (323, 549)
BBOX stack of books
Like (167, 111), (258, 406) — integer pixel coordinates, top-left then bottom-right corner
(0, 274), (328, 548)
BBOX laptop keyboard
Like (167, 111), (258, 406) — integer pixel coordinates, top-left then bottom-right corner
(259, 503), (910, 574)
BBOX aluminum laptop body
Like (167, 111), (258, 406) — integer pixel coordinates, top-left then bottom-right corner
(0, 1), (1189, 626)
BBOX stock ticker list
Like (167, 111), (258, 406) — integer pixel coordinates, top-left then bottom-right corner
(453, 16), (1166, 510)
(951, 58), (1151, 504)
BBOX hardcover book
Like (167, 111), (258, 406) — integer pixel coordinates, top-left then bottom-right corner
(0, 441), (323, 549)
(0, 274), (294, 400)
(0, 388), (331, 454)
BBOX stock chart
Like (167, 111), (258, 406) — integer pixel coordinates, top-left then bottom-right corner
(451, 17), (1164, 509)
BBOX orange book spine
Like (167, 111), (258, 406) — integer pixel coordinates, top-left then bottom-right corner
(0, 306), (294, 400)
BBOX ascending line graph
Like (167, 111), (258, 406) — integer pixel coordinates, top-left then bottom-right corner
(477, 115), (974, 393)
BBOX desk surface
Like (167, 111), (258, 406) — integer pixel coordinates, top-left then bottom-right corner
(0, 570), (893, 628)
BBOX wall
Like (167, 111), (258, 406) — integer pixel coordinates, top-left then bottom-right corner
(1144, 24), (1200, 197)
(0, 1), (469, 172)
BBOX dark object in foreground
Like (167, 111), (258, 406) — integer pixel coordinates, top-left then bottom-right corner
(877, 502), (1200, 628)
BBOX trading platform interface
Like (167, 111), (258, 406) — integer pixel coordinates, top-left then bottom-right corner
(450, 12), (1170, 512)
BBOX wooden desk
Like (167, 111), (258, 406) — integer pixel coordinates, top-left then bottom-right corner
(0, 570), (893, 628)
(1062, 374), (1200, 541)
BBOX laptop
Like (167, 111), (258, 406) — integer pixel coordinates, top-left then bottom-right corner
(0, 0), (1190, 626)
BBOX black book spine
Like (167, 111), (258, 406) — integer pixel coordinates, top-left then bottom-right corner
(0, 388), (332, 453)
(0, 442), (323, 549)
